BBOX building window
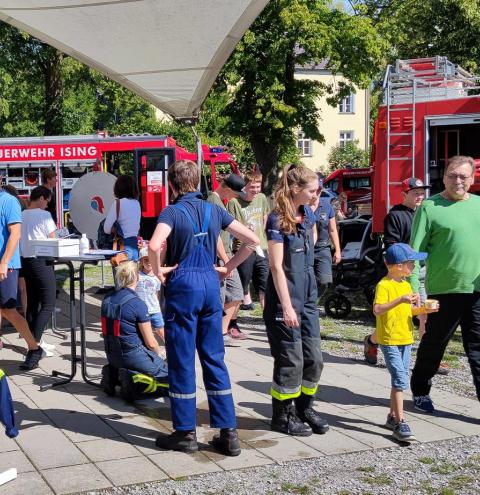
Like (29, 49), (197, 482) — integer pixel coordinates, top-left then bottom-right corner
(339, 94), (355, 113)
(339, 131), (354, 147)
(297, 131), (312, 156)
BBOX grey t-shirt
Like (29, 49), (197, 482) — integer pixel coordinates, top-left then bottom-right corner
(207, 191), (232, 256)
(135, 272), (161, 314)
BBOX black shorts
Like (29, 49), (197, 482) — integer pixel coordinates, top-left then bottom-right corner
(0, 269), (19, 309)
(237, 251), (269, 295)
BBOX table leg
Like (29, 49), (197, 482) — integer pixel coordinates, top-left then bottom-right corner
(40, 261), (77, 390)
(79, 262), (101, 387)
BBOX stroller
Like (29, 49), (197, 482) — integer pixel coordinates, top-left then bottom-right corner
(324, 218), (386, 318)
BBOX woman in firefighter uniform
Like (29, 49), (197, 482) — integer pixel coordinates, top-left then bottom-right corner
(312, 175), (341, 299)
(100, 262), (169, 401)
(148, 159), (259, 456)
(264, 164), (329, 436)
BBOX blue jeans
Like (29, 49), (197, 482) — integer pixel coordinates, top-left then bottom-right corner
(380, 344), (412, 391)
(123, 236), (139, 261)
(111, 345), (168, 383)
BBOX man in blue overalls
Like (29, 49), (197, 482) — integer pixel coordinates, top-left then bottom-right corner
(149, 160), (259, 456)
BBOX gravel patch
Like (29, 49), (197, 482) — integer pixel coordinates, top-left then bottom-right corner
(86, 435), (480, 495)
(241, 304), (476, 401)
(319, 313), (477, 402)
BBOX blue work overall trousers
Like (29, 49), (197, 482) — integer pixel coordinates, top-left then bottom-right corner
(263, 218), (323, 401)
(164, 202), (236, 431)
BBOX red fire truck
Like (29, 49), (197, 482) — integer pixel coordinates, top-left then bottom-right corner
(371, 56), (480, 232)
(0, 133), (238, 237)
(323, 167), (372, 211)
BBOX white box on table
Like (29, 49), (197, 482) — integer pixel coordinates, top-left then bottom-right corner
(33, 238), (80, 258)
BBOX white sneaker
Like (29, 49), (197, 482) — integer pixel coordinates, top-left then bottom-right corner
(223, 334), (240, 347)
(41, 347), (54, 358)
(39, 340), (56, 351)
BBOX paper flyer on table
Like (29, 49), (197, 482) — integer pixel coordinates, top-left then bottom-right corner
(84, 249), (122, 255)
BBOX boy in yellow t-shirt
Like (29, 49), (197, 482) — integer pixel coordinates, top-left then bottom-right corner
(373, 243), (439, 442)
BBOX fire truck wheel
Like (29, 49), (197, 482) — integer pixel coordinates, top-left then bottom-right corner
(324, 294), (351, 319)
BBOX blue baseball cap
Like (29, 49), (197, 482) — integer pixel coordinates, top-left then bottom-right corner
(385, 243), (427, 264)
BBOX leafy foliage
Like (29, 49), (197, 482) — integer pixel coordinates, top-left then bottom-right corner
(219, 0), (386, 190)
(0, 22), (244, 156)
(355, 0), (480, 71)
(327, 140), (370, 172)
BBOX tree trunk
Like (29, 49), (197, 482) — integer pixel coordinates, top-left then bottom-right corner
(42, 48), (64, 136)
(250, 134), (279, 195)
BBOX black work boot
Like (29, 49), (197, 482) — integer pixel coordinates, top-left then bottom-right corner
(118, 368), (138, 402)
(155, 430), (198, 453)
(295, 393), (329, 434)
(100, 364), (119, 396)
(271, 398), (312, 436)
(210, 428), (241, 456)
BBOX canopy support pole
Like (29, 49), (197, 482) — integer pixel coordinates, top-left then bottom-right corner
(176, 117), (206, 193)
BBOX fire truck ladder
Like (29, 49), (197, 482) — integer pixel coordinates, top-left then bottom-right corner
(383, 56), (477, 210)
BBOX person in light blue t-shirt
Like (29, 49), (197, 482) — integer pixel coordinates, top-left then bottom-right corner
(0, 188), (43, 370)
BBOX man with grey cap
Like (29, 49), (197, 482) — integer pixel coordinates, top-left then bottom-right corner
(207, 174), (246, 346)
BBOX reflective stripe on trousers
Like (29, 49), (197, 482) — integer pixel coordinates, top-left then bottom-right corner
(164, 201), (236, 430)
(264, 214), (323, 402)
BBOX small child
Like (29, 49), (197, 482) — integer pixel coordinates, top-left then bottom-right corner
(373, 243), (439, 442)
(136, 247), (166, 359)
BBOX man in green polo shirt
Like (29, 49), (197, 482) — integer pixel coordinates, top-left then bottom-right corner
(410, 155), (480, 413)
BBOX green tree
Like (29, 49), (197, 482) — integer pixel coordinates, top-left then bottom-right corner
(0, 24), (66, 135)
(0, 23), (192, 142)
(353, 0), (480, 135)
(355, 0), (480, 71)
(327, 140), (369, 172)
(196, 85), (255, 169)
(219, 0), (386, 191)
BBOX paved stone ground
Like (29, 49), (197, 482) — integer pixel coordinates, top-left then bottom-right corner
(0, 286), (479, 495)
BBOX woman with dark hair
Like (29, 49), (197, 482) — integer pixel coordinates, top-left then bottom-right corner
(311, 174), (341, 300)
(20, 186), (57, 354)
(104, 175), (141, 261)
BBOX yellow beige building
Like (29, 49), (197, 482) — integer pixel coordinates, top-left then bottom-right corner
(295, 66), (370, 173)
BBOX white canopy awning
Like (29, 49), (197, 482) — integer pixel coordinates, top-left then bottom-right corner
(0, 1), (268, 118)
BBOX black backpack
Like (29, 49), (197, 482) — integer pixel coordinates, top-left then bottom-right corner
(97, 199), (124, 249)
(97, 219), (123, 249)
